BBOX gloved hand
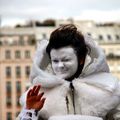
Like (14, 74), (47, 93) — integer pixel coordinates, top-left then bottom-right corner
(26, 85), (46, 110)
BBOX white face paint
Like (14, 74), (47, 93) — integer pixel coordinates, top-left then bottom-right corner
(50, 46), (78, 79)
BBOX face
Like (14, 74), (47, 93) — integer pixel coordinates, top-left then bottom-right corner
(50, 46), (78, 79)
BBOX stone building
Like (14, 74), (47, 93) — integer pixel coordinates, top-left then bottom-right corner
(0, 20), (120, 119)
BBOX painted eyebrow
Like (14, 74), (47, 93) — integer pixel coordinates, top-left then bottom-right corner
(62, 56), (71, 59)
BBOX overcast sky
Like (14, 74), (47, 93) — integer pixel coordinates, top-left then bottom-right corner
(0, 0), (120, 26)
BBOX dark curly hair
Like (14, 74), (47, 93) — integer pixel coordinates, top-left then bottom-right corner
(46, 24), (88, 80)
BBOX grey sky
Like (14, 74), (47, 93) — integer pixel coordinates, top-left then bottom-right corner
(0, 0), (120, 26)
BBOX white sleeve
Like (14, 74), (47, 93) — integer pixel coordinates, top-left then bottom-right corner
(18, 108), (38, 120)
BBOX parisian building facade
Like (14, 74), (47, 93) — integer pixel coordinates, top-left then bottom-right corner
(0, 20), (120, 120)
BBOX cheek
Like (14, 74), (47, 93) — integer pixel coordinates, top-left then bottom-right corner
(70, 60), (78, 71)
(72, 64), (78, 71)
(67, 60), (78, 67)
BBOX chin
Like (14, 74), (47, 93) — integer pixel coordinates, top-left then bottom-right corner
(63, 76), (73, 81)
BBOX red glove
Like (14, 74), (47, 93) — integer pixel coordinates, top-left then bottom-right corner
(26, 85), (46, 110)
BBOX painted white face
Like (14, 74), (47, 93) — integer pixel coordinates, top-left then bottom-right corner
(50, 46), (78, 79)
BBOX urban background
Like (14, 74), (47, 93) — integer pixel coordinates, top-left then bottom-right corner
(0, 19), (120, 120)
(0, 0), (120, 119)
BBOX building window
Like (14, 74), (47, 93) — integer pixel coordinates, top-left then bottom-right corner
(18, 39), (24, 45)
(98, 35), (103, 40)
(25, 66), (31, 77)
(16, 81), (21, 93)
(115, 35), (120, 40)
(6, 96), (12, 107)
(6, 66), (11, 78)
(0, 41), (2, 45)
(5, 50), (11, 59)
(107, 53), (114, 59)
(25, 50), (30, 58)
(27, 39), (36, 45)
(42, 33), (47, 39)
(87, 33), (91, 36)
(7, 112), (12, 120)
(16, 112), (20, 117)
(15, 50), (21, 59)
(16, 66), (21, 78)
(16, 81), (21, 106)
(6, 82), (12, 107)
(6, 81), (11, 93)
(107, 34), (112, 40)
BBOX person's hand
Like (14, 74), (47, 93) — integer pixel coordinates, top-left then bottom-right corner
(26, 85), (46, 110)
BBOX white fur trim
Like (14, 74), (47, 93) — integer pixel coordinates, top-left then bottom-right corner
(49, 115), (103, 120)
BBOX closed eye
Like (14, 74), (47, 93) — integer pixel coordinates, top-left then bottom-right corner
(52, 59), (59, 63)
(62, 59), (70, 62)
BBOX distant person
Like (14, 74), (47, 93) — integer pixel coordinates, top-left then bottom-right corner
(17, 24), (120, 120)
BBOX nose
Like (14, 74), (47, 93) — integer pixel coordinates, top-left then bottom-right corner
(58, 61), (64, 68)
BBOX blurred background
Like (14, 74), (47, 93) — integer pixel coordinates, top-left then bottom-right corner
(0, 0), (120, 119)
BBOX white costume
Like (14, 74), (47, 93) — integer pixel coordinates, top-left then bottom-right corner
(18, 35), (120, 120)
